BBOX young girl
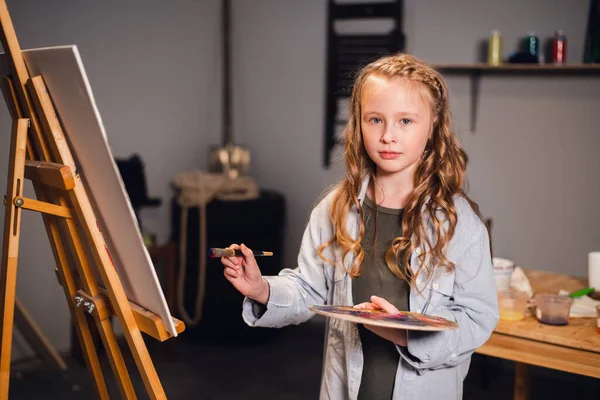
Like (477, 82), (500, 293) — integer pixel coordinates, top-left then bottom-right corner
(221, 53), (499, 400)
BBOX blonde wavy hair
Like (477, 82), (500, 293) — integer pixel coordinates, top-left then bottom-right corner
(318, 53), (480, 287)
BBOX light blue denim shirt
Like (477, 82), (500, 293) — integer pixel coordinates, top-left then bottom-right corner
(242, 178), (499, 400)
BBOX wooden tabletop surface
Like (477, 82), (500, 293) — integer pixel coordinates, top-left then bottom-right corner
(494, 269), (600, 353)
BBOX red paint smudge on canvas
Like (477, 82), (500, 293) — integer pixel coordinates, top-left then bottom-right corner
(104, 245), (115, 267)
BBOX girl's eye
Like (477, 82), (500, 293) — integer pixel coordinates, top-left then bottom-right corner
(400, 118), (411, 125)
(370, 117), (382, 124)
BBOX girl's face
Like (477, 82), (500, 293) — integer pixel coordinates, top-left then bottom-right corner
(361, 75), (433, 184)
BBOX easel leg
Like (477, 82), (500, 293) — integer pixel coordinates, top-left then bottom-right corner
(56, 189), (137, 398)
(69, 315), (100, 368)
(0, 119), (28, 398)
(37, 184), (111, 399)
(1, 77), (34, 158)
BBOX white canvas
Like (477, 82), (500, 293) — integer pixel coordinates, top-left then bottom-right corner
(1, 45), (176, 336)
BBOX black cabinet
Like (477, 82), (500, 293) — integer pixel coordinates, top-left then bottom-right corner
(171, 190), (286, 345)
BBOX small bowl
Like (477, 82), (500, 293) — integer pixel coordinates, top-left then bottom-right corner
(498, 289), (529, 321)
(534, 293), (573, 326)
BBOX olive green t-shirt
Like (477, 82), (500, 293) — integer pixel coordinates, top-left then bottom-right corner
(353, 196), (409, 400)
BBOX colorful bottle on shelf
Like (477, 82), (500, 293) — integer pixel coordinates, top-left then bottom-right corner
(525, 32), (540, 61)
(488, 30), (502, 66)
(553, 30), (567, 64)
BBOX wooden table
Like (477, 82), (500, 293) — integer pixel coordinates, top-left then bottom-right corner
(476, 270), (600, 399)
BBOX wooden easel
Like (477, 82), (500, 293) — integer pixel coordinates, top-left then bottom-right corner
(0, 1), (184, 398)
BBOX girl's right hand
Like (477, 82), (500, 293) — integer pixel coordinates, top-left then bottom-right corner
(221, 243), (270, 304)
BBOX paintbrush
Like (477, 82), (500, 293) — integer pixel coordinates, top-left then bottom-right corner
(208, 248), (274, 258)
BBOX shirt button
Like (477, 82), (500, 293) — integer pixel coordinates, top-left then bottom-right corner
(432, 283), (439, 290)
(451, 353), (457, 358)
(416, 277), (422, 285)
(415, 247), (422, 255)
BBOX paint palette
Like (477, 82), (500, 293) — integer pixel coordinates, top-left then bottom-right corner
(309, 305), (458, 331)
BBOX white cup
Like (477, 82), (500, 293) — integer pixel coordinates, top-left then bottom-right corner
(589, 252), (600, 290)
(493, 257), (515, 292)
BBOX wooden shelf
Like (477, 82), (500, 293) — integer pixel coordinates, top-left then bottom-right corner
(432, 63), (600, 132)
(434, 63), (600, 73)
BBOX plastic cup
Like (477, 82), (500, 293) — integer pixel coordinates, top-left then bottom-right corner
(534, 293), (573, 326)
(498, 290), (529, 321)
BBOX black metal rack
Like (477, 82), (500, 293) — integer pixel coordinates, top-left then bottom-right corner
(323, 0), (405, 167)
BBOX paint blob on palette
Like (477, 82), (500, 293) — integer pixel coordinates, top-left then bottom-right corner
(309, 305), (458, 331)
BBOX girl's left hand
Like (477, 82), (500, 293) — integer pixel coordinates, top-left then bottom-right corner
(354, 295), (408, 347)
